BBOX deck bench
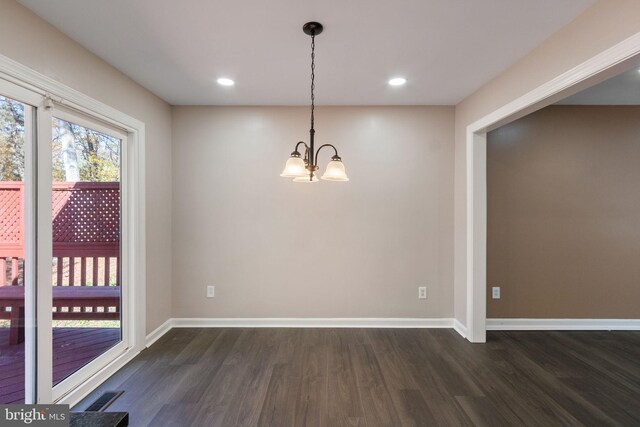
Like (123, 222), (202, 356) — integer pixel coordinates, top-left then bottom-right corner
(0, 285), (120, 345)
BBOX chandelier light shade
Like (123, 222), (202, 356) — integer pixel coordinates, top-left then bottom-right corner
(280, 155), (307, 177)
(280, 22), (349, 183)
(321, 158), (349, 181)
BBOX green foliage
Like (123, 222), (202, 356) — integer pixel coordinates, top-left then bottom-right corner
(1, 96), (120, 183)
(52, 118), (120, 183)
(0, 96), (25, 181)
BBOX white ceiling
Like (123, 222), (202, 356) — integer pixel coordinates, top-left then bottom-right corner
(557, 67), (640, 105)
(18, 0), (595, 106)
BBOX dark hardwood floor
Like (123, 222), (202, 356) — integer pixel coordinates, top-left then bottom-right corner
(75, 328), (640, 426)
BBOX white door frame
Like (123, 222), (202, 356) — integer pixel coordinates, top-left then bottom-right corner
(0, 79), (43, 403)
(0, 53), (146, 405)
(465, 32), (640, 343)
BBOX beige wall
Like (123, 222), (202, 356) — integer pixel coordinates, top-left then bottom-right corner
(171, 106), (454, 318)
(487, 106), (640, 318)
(454, 0), (640, 325)
(0, 0), (173, 333)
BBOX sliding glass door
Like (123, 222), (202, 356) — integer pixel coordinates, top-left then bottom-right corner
(0, 78), (130, 403)
(0, 94), (33, 404)
(50, 110), (127, 400)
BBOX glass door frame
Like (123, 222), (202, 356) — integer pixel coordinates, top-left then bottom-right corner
(0, 54), (147, 407)
(49, 105), (130, 402)
(0, 78), (41, 404)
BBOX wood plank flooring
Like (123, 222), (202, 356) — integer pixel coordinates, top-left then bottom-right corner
(75, 329), (640, 427)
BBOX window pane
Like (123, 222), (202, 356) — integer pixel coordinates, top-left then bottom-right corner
(51, 117), (122, 387)
(0, 95), (27, 403)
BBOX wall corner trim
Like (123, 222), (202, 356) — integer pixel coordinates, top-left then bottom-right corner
(453, 319), (468, 338)
(145, 318), (174, 347)
(486, 318), (640, 331)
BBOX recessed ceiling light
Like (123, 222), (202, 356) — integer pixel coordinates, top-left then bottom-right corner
(217, 78), (235, 86)
(388, 77), (407, 86)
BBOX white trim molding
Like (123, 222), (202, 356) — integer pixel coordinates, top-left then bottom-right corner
(454, 320), (468, 338)
(464, 31), (640, 343)
(146, 319), (174, 347)
(0, 53), (144, 131)
(145, 318), (469, 346)
(172, 318), (455, 329)
(487, 318), (640, 331)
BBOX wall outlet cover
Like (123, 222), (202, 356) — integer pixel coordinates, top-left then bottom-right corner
(418, 286), (427, 299)
(492, 286), (500, 299)
(207, 285), (215, 298)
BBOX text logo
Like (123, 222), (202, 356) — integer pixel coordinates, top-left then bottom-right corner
(1, 405), (69, 426)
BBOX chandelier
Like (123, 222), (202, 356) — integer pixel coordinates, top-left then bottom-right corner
(280, 22), (349, 183)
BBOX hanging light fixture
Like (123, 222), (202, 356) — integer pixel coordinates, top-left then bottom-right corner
(280, 22), (349, 183)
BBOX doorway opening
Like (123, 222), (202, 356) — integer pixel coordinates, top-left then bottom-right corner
(465, 35), (640, 342)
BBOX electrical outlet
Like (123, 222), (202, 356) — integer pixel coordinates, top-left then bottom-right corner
(418, 286), (427, 299)
(492, 286), (500, 299)
(207, 285), (215, 298)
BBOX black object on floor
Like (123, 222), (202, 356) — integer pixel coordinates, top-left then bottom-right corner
(85, 391), (124, 412)
(70, 411), (128, 427)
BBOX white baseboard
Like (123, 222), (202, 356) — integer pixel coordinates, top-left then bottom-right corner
(145, 318), (173, 347)
(486, 318), (640, 331)
(453, 319), (468, 338)
(145, 317), (639, 347)
(171, 317), (455, 329)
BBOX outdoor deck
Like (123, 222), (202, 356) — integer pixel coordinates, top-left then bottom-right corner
(0, 327), (120, 403)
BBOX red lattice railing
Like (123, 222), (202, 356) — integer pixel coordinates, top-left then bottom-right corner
(0, 182), (120, 287)
(52, 182), (120, 256)
(0, 183), (24, 259)
(1, 182), (120, 344)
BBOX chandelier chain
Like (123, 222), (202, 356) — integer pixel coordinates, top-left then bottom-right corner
(310, 33), (315, 131)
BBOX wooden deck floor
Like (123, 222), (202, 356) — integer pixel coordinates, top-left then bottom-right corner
(0, 327), (120, 403)
(76, 328), (640, 427)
